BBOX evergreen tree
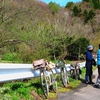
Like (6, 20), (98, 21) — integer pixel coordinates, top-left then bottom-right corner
(82, 0), (89, 2)
(65, 2), (74, 9)
(73, 6), (81, 16)
(88, 9), (95, 19)
(84, 9), (95, 23)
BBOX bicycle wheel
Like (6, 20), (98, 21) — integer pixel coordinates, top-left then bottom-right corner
(40, 69), (49, 98)
(70, 69), (75, 79)
(75, 69), (80, 80)
(52, 80), (57, 92)
(51, 74), (57, 93)
(60, 67), (69, 87)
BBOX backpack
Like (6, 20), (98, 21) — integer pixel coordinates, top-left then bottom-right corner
(92, 59), (96, 66)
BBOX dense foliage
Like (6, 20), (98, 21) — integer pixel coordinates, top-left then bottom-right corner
(82, 0), (100, 9)
(67, 38), (90, 60)
(65, 2), (74, 9)
(0, 0), (99, 63)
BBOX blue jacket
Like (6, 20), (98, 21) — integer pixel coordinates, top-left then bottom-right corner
(86, 51), (93, 62)
(85, 50), (93, 67)
(97, 49), (100, 65)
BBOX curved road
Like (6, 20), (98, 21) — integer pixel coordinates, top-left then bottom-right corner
(57, 69), (100, 100)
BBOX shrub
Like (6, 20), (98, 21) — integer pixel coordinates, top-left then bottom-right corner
(1, 53), (22, 62)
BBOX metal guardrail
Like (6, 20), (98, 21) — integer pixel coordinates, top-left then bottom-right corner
(0, 62), (85, 83)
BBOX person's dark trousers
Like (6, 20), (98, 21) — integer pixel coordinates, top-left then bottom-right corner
(86, 63), (92, 83)
(89, 68), (92, 83)
(89, 74), (92, 83)
(98, 65), (100, 75)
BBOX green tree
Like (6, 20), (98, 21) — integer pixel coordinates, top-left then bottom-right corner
(65, 2), (74, 9)
(84, 9), (95, 23)
(92, 0), (100, 9)
(89, 0), (94, 8)
(84, 10), (89, 23)
(72, 6), (81, 16)
(82, 0), (90, 2)
(67, 38), (90, 60)
(48, 2), (60, 15)
(88, 9), (95, 19)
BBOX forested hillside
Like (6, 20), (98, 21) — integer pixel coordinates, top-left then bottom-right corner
(0, 0), (100, 63)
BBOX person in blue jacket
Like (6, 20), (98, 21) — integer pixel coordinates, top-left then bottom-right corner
(85, 45), (94, 84)
(97, 44), (100, 76)
(94, 44), (100, 87)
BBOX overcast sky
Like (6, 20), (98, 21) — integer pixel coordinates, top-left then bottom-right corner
(41, 0), (82, 6)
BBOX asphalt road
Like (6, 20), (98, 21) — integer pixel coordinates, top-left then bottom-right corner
(57, 69), (100, 100)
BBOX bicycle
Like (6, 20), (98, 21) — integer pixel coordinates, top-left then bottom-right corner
(70, 62), (82, 80)
(33, 59), (57, 98)
(56, 59), (69, 87)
